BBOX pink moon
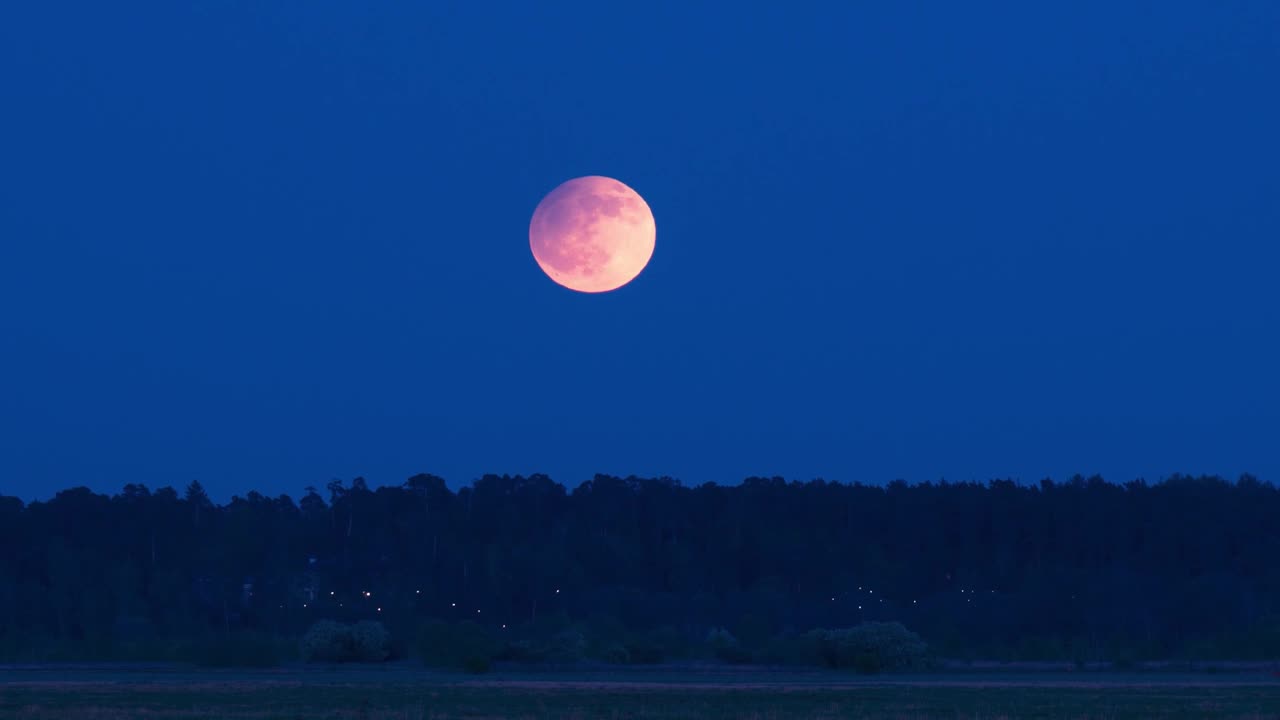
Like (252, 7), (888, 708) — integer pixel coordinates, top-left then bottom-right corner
(529, 176), (656, 293)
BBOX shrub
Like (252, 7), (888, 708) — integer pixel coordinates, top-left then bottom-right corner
(502, 639), (541, 663)
(853, 651), (881, 674)
(805, 622), (929, 673)
(602, 643), (631, 664)
(719, 645), (755, 664)
(1112, 654), (1138, 671)
(194, 631), (285, 667)
(300, 620), (391, 663)
(759, 631), (821, 666)
(620, 625), (692, 664)
(706, 627), (737, 652)
(349, 620), (390, 662)
(300, 620), (350, 663)
(463, 654), (491, 674)
(496, 627), (586, 665)
(732, 613), (773, 649)
(583, 613), (628, 660)
(385, 626), (412, 661)
(545, 629), (587, 663)
(417, 620), (499, 670)
(416, 620), (453, 666)
(706, 626), (750, 663)
(623, 636), (665, 664)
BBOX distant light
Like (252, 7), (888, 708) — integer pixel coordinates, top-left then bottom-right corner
(555, 589), (560, 594)
(501, 624), (506, 629)
(330, 591), (335, 596)
(364, 591), (371, 597)
(476, 609), (481, 614)
(830, 597), (835, 601)
(303, 604), (307, 608)
(377, 607), (382, 612)
(416, 590), (421, 594)
(451, 602), (456, 607)
(912, 600), (917, 604)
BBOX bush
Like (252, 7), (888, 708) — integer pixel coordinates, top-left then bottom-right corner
(300, 620), (350, 663)
(416, 620), (453, 666)
(495, 626), (587, 665)
(719, 644), (755, 664)
(300, 620), (390, 663)
(706, 627), (737, 653)
(583, 613), (628, 660)
(619, 625), (692, 664)
(706, 627), (750, 663)
(193, 631), (285, 667)
(1112, 654), (1138, 671)
(545, 629), (587, 663)
(350, 620), (391, 661)
(502, 639), (540, 663)
(417, 620), (499, 670)
(463, 654), (491, 674)
(623, 636), (665, 664)
(602, 643), (631, 664)
(759, 631), (820, 666)
(853, 651), (881, 674)
(732, 613), (773, 649)
(805, 622), (929, 673)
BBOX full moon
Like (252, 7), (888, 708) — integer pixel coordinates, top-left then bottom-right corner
(529, 176), (656, 293)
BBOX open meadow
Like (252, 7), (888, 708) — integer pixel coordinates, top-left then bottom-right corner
(2, 664), (1279, 720)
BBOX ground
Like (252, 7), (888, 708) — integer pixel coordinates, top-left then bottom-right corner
(1, 663), (1278, 719)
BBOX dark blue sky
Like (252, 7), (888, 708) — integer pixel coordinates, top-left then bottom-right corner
(3, 3), (1277, 501)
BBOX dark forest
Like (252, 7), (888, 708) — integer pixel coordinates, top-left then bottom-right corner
(2, 474), (1277, 669)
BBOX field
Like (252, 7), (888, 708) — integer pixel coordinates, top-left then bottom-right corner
(2, 664), (1279, 719)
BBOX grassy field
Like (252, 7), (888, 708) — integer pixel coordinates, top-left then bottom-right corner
(2, 665), (1279, 719)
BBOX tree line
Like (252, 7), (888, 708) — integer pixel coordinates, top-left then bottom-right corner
(1, 472), (1277, 666)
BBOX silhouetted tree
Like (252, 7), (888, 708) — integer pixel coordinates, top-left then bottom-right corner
(0, 473), (1277, 664)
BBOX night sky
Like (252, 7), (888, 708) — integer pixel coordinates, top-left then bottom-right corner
(2, 3), (1278, 501)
